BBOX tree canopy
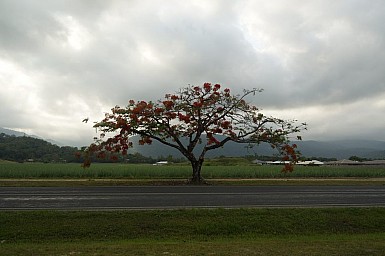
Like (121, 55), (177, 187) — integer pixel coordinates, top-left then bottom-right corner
(85, 83), (306, 182)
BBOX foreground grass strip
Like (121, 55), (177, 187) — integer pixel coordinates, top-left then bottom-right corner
(2, 208), (385, 256)
(2, 208), (385, 242)
(2, 234), (385, 256)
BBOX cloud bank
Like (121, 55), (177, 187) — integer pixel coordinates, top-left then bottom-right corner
(1, 0), (384, 146)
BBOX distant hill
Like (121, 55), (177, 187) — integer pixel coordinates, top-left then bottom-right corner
(0, 127), (63, 146)
(0, 133), (80, 162)
(295, 140), (385, 159)
(129, 135), (385, 160)
(1, 127), (384, 160)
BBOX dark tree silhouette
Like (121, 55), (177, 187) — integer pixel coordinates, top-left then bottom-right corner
(84, 83), (306, 183)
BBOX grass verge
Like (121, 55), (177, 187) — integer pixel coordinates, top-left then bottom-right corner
(2, 234), (385, 256)
(1, 208), (385, 255)
(1, 178), (385, 187)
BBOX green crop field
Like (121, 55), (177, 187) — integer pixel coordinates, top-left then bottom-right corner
(0, 162), (385, 179)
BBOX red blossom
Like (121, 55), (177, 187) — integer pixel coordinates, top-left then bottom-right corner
(154, 107), (164, 115)
(138, 136), (153, 145)
(217, 107), (224, 112)
(110, 155), (119, 161)
(213, 128), (223, 133)
(178, 113), (191, 123)
(282, 163), (294, 173)
(142, 136), (152, 144)
(163, 100), (174, 110)
(165, 112), (177, 119)
(220, 120), (231, 129)
(207, 133), (220, 145)
(193, 102), (203, 108)
(97, 151), (106, 159)
(203, 83), (211, 92)
(81, 159), (91, 168)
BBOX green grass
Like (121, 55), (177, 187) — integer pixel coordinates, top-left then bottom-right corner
(1, 208), (385, 255)
(1, 162), (385, 179)
(2, 235), (385, 256)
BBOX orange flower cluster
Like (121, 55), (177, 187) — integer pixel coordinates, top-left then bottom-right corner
(220, 120), (231, 129)
(138, 136), (152, 145)
(163, 100), (174, 110)
(193, 101), (203, 108)
(207, 133), (220, 145)
(178, 113), (191, 123)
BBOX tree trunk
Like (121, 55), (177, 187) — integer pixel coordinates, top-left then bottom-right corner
(190, 159), (204, 184)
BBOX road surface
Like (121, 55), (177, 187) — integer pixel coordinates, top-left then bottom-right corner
(1, 185), (385, 210)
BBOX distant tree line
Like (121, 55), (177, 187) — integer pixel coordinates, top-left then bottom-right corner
(348, 155), (370, 162)
(0, 133), (186, 164)
(0, 133), (81, 163)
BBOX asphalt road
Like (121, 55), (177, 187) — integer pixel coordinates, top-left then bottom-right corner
(1, 185), (385, 210)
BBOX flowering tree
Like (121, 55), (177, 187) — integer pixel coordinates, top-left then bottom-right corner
(84, 83), (306, 183)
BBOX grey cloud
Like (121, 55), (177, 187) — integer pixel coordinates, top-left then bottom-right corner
(1, 0), (384, 145)
(241, 0), (385, 108)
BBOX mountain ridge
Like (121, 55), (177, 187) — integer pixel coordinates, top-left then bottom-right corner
(1, 127), (384, 159)
(0, 127), (63, 146)
(129, 135), (385, 160)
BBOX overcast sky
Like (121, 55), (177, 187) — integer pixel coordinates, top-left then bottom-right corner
(1, 0), (384, 146)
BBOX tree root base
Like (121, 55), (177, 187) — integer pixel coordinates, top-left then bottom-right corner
(186, 177), (211, 185)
